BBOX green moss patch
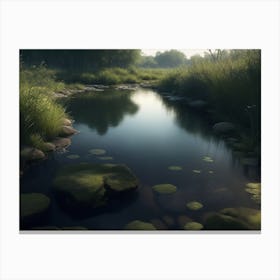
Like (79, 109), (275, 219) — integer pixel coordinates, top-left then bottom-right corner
(186, 201), (203, 210)
(184, 222), (204, 230)
(53, 163), (138, 209)
(124, 220), (156, 230)
(89, 149), (106, 155)
(152, 184), (177, 194)
(168, 166), (183, 171)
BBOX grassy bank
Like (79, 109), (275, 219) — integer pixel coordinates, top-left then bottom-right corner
(57, 67), (169, 85)
(157, 50), (261, 155)
(20, 65), (69, 149)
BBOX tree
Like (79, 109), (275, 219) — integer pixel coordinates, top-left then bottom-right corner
(154, 50), (187, 68)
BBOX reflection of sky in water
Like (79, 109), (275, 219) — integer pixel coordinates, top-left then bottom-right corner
(21, 88), (260, 229)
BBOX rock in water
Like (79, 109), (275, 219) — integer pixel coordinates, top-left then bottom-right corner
(59, 125), (79, 137)
(124, 220), (156, 230)
(213, 122), (235, 134)
(53, 163), (138, 210)
(21, 193), (50, 225)
(52, 137), (71, 149)
(41, 142), (56, 152)
(20, 147), (45, 161)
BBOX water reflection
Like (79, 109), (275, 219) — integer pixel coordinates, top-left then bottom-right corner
(66, 90), (139, 135)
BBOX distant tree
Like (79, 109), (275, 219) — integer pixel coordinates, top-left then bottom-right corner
(137, 55), (157, 68)
(154, 50), (187, 68)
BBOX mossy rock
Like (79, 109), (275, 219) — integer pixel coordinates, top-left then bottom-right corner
(245, 183), (261, 204)
(21, 193), (50, 224)
(184, 222), (204, 230)
(20, 147), (45, 161)
(53, 163), (138, 209)
(124, 220), (156, 230)
(42, 142), (56, 152)
(204, 207), (261, 230)
(152, 184), (177, 194)
(52, 137), (71, 149)
(186, 201), (203, 210)
(89, 149), (106, 155)
(168, 166), (183, 171)
(67, 154), (80, 159)
(59, 125), (79, 137)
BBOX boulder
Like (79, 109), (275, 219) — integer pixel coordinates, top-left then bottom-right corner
(41, 142), (56, 152)
(213, 122), (235, 134)
(59, 125), (79, 137)
(124, 220), (156, 230)
(52, 137), (71, 149)
(53, 163), (138, 209)
(21, 193), (50, 225)
(20, 147), (45, 161)
(62, 118), (72, 126)
(204, 207), (261, 230)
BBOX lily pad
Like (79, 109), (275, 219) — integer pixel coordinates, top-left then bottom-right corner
(53, 163), (138, 209)
(152, 184), (177, 194)
(124, 220), (156, 230)
(192, 170), (201, 174)
(98, 156), (113, 160)
(89, 149), (106, 155)
(184, 222), (204, 230)
(203, 156), (214, 163)
(208, 170), (214, 174)
(168, 166), (183, 171)
(67, 154), (80, 159)
(186, 201), (203, 210)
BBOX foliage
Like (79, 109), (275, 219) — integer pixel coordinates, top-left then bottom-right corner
(20, 65), (68, 147)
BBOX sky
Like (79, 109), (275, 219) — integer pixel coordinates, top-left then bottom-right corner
(141, 49), (207, 58)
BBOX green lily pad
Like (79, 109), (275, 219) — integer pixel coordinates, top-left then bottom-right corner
(208, 170), (214, 174)
(203, 156), (214, 162)
(186, 201), (203, 210)
(184, 222), (204, 230)
(89, 149), (106, 155)
(98, 156), (113, 160)
(67, 154), (80, 159)
(124, 220), (156, 230)
(168, 166), (183, 171)
(192, 170), (201, 174)
(152, 184), (177, 194)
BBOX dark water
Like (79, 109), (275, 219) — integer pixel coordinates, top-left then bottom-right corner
(21, 88), (260, 230)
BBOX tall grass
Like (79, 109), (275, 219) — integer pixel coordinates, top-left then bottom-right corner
(20, 65), (68, 148)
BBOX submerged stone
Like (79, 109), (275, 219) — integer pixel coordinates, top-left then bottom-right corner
(168, 166), (183, 171)
(89, 149), (106, 155)
(184, 222), (204, 230)
(21, 193), (50, 222)
(186, 201), (203, 210)
(53, 163), (138, 209)
(67, 154), (80, 159)
(124, 220), (156, 230)
(204, 207), (261, 230)
(152, 184), (177, 194)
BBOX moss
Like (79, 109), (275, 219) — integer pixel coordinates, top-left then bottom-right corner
(53, 163), (138, 209)
(186, 201), (203, 210)
(67, 154), (80, 159)
(124, 220), (157, 230)
(184, 222), (204, 230)
(152, 184), (177, 194)
(168, 166), (183, 171)
(21, 193), (50, 218)
(89, 149), (106, 155)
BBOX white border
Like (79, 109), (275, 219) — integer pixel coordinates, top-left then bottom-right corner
(1, 1), (280, 279)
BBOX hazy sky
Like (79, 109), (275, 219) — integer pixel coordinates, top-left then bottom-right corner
(141, 49), (207, 58)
